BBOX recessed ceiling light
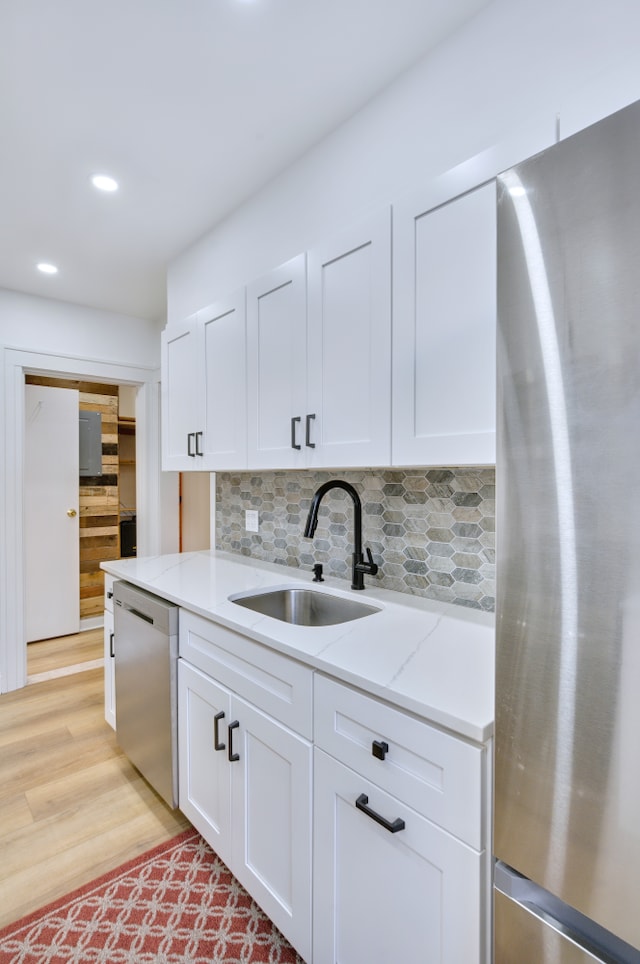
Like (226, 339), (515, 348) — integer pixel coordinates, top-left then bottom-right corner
(508, 185), (527, 198)
(37, 262), (58, 275)
(91, 174), (119, 192)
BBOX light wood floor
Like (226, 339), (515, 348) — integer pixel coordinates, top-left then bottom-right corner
(0, 631), (190, 928)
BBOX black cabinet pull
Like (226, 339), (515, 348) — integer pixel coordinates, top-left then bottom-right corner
(228, 720), (240, 762)
(305, 413), (316, 448)
(291, 416), (301, 450)
(187, 432), (196, 457)
(109, 633), (115, 658)
(107, 590), (113, 600)
(372, 740), (389, 760)
(195, 431), (203, 456)
(355, 793), (405, 833)
(214, 711), (225, 751)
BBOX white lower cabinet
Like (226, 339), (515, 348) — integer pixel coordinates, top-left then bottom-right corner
(177, 610), (489, 964)
(103, 574), (115, 730)
(178, 656), (312, 961)
(312, 673), (488, 964)
(313, 748), (483, 964)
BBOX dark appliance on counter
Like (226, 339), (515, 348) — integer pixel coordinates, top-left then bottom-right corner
(494, 99), (640, 962)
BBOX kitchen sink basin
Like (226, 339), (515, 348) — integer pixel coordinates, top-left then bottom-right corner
(229, 587), (380, 626)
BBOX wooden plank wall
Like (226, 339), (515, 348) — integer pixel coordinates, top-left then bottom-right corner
(25, 376), (120, 618)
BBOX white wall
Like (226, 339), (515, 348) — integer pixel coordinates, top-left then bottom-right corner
(0, 288), (161, 367)
(167, 0), (640, 322)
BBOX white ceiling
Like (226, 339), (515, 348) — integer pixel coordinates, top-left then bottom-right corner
(0, 0), (490, 321)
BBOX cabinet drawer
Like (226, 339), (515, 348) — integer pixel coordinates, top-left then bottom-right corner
(104, 573), (115, 613)
(180, 610), (313, 739)
(314, 674), (485, 849)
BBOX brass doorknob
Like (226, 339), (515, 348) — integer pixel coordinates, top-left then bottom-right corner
(67, 508), (77, 517)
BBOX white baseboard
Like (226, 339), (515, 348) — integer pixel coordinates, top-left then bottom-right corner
(80, 615), (104, 631)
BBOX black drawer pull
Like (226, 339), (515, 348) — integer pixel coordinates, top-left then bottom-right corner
(195, 431), (203, 456)
(109, 633), (115, 658)
(372, 740), (389, 760)
(355, 793), (405, 833)
(187, 432), (196, 457)
(214, 711), (225, 751)
(228, 720), (240, 762)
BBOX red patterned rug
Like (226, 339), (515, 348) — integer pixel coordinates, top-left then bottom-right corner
(0, 828), (305, 963)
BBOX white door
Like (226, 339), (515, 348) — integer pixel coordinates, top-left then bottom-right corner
(198, 290), (247, 470)
(313, 748), (484, 964)
(393, 179), (497, 466)
(231, 695), (312, 962)
(178, 661), (233, 868)
(24, 384), (80, 642)
(307, 207), (392, 467)
(161, 316), (199, 471)
(246, 254), (307, 469)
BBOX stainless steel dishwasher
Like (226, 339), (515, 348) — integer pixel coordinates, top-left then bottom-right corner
(113, 580), (178, 808)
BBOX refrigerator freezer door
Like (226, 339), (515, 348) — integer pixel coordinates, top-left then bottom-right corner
(496, 97), (640, 952)
(495, 863), (640, 964)
(495, 890), (607, 964)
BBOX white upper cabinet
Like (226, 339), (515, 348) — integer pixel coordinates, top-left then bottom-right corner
(307, 208), (391, 467)
(161, 291), (246, 471)
(246, 210), (392, 470)
(161, 314), (200, 471)
(246, 254), (307, 469)
(197, 291), (247, 470)
(392, 179), (497, 466)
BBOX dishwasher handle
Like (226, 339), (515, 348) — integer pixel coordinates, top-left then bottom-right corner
(122, 605), (154, 625)
(113, 582), (178, 637)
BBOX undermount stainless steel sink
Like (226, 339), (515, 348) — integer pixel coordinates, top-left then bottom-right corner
(229, 586), (381, 626)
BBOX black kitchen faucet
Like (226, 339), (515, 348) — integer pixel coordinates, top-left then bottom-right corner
(303, 479), (379, 590)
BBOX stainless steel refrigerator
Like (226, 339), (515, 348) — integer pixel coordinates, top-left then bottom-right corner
(495, 99), (640, 963)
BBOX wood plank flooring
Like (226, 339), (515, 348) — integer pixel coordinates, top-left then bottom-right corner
(0, 632), (189, 928)
(27, 627), (103, 680)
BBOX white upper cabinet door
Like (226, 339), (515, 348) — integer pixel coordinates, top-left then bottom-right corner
(246, 254), (307, 469)
(197, 290), (247, 470)
(393, 180), (496, 467)
(161, 315), (199, 471)
(307, 207), (391, 467)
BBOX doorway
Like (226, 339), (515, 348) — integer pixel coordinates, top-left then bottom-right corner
(2, 346), (165, 695)
(24, 376), (133, 640)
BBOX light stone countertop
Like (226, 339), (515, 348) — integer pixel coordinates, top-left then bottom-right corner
(101, 549), (495, 744)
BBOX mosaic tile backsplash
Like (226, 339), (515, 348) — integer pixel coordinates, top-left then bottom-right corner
(216, 469), (495, 612)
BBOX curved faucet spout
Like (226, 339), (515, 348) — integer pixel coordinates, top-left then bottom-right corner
(303, 479), (378, 590)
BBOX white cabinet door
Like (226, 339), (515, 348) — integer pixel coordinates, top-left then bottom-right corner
(178, 658), (312, 961)
(103, 607), (116, 730)
(162, 293), (247, 472)
(178, 661), (233, 868)
(197, 290), (247, 470)
(161, 316), (200, 471)
(313, 748), (484, 964)
(246, 254), (307, 469)
(393, 180), (496, 466)
(307, 208), (391, 467)
(231, 696), (312, 962)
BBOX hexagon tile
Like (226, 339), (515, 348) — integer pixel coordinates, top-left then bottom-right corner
(216, 469), (495, 612)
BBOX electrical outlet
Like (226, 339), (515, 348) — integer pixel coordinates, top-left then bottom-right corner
(245, 509), (259, 533)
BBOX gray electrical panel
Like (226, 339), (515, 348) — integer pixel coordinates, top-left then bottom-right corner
(79, 410), (102, 477)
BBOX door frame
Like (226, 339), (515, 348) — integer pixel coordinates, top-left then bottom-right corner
(1, 346), (161, 694)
